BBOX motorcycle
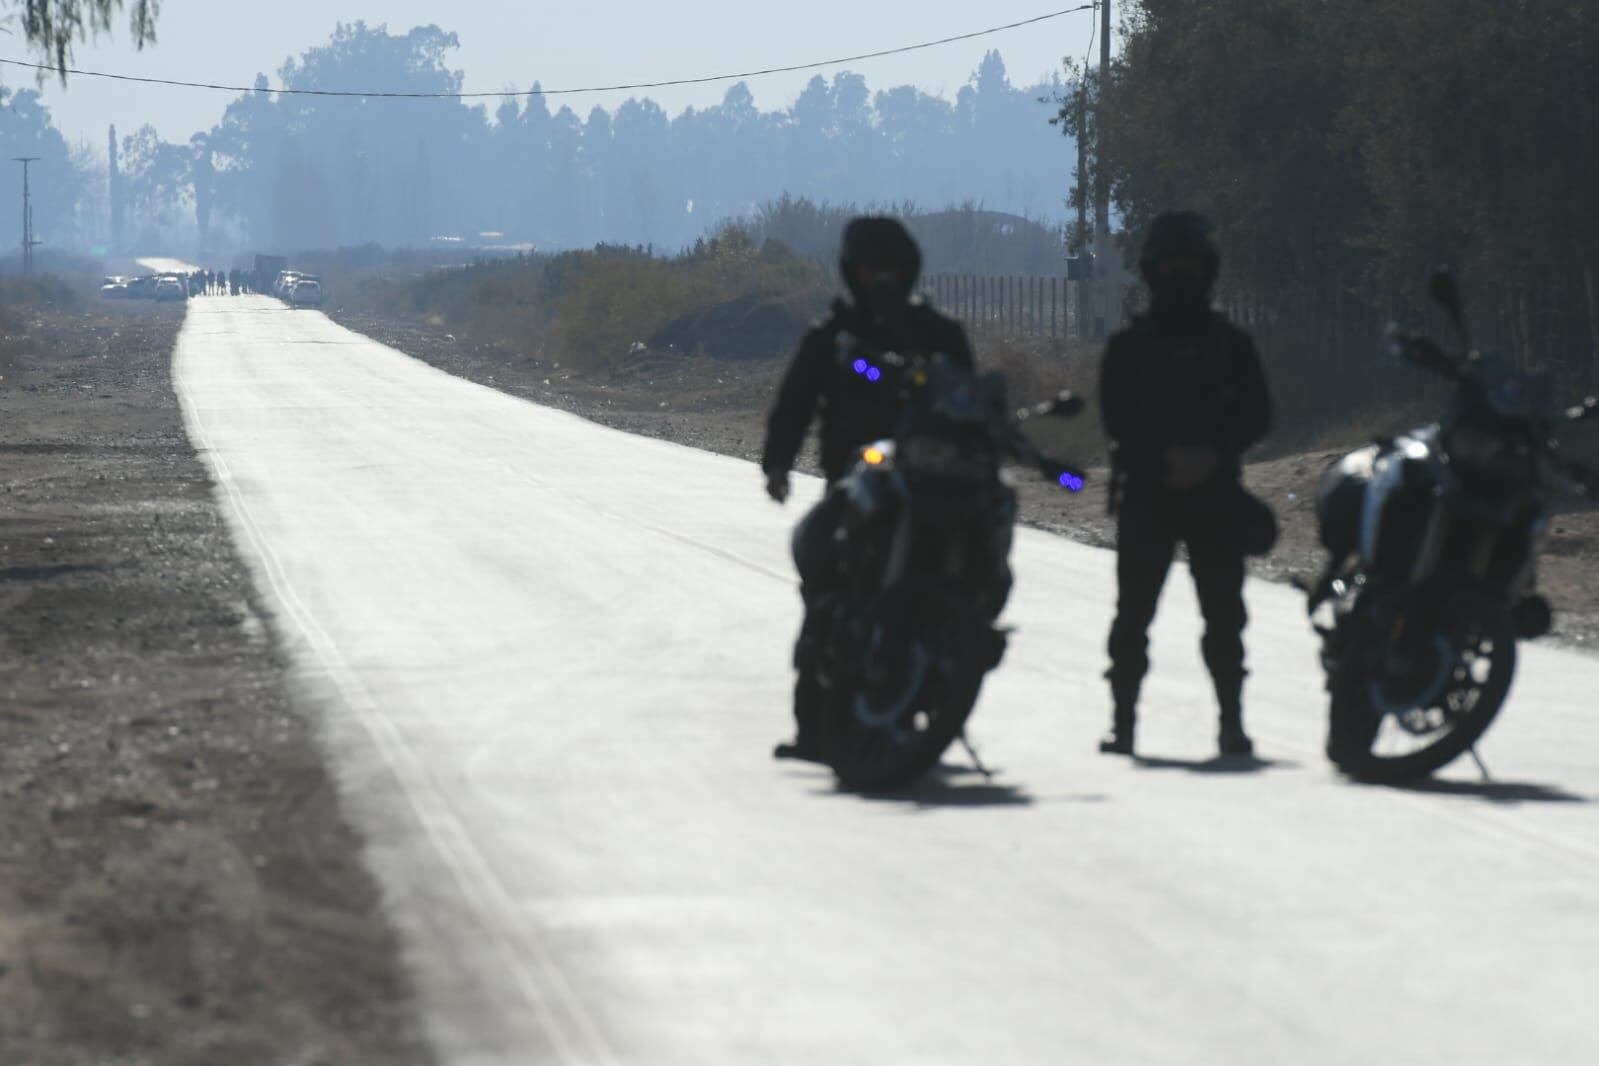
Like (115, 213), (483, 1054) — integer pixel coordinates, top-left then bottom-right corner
(1309, 271), (1599, 783)
(808, 354), (1086, 791)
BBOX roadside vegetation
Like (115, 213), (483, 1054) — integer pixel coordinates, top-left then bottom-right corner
(336, 226), (836, 374)
(1063, 1), (1598, 439)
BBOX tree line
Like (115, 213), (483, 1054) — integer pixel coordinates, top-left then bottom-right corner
(1064, 0), (1598, 398)
(0, 21), (1076, 262)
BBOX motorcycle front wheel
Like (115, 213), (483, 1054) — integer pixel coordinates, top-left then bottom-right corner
(820, 617), (992, 793)
(1327, 595), (1517, 784)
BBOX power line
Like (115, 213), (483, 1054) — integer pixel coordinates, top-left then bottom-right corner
(0, 5), (1095, 100)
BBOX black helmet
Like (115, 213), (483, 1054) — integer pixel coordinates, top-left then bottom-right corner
(1138, 211), (1219, 290)
(840, 216), (922, 309)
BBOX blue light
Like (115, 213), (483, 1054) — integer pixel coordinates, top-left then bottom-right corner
(852, 358), (869, 374)
(866, 367), (882, 382)
(1059, 472), (1084, 492)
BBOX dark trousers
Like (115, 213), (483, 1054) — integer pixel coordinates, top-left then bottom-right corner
(787, 491), (846, 741)
(1107, 486), (1248, 719)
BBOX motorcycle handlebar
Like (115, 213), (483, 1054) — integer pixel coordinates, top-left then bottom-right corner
(1566, 397), (1599, 423)
(1547, 454), (1599, 497)
(1386, 325), (1463, 381)
(1002, 419), (1087, 492)
(1014, 389), (1086, 423)
(1044, 461), (1088, 493)
(1568, 461), (1599, 497)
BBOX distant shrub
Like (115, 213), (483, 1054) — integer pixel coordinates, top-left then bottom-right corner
(343, 227), (832, 371)
(735, 196), (1069, 277)
(0, 274), (79, 309)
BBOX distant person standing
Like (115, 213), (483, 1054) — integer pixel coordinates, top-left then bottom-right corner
(1098, 212), (1273, 759)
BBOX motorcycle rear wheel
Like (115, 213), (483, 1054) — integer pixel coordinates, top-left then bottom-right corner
(1327, 597), (1517, 784)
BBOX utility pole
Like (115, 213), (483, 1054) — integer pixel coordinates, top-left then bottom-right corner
(1074, 74), (1090, 341)
(14, 157), (41, 275)
(109, 126), (124, 254)
(1093, 0), (1111, 338)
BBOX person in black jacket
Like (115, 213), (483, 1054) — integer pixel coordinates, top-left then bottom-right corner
(1099, 211), (1272, 758)
(762, 217), (975, 761)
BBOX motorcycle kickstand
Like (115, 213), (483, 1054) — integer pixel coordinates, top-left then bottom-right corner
(1467, 746), (1492, 782)
(958, 733), (994, 781)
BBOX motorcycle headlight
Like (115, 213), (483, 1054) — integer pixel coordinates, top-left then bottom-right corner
(856, 440), (894, 467)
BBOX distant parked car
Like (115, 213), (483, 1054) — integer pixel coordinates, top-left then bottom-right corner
(274, 270), (305, 300)
(124, 275), (158, 300)
(153, 276), (187, 302)
(99, 276), (129, 298)
(288, 279), (324, 308)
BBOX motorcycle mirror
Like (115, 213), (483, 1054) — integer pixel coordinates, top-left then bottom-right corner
(1567, 397), (1598, 422)
(1048, 390), (1086, 418)
(1017, 390), (1086, 422)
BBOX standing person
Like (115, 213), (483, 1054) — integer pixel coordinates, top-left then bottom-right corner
(1098, 211), (1273, 758)
(761, 217), (976, 762)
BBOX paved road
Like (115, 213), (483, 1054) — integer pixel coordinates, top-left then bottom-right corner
(175, 297), (1599, 1065)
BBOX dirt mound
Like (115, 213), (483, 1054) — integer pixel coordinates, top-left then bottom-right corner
(647, 290), (822, 362)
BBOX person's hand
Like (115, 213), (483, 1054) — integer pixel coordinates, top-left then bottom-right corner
(1164, 445), (1218, 490)
(765, 471), (791, 504)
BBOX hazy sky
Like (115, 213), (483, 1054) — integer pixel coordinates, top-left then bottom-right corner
(18, 0), (1099, 150)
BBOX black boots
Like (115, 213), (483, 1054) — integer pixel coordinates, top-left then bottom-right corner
(1100, 672), (1255, 758)
(1099, 673), (1139, 755)
(1098, 716), (1135, 756)
(773, 737), (825, 763)
(1216, 674), (1254, 758)
(1218, 721), (1255, 758)
(776, 661), (826, 763)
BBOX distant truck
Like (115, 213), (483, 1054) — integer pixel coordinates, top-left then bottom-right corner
(253, 254), (288, 295)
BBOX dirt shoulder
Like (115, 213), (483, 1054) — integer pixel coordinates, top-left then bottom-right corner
(0, 298), (431, 1065)
(334, 307), (1599, 650)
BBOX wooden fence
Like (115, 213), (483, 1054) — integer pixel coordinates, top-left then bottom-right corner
(920, 275), (1081, 340)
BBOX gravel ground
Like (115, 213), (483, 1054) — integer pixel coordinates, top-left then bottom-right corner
(0, 297), (432, 1066)
(333, 307), (1599, 651)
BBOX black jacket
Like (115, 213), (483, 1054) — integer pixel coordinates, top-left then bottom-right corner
(762, 298), (975, 484)
(1100, 310), (1271, 490)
